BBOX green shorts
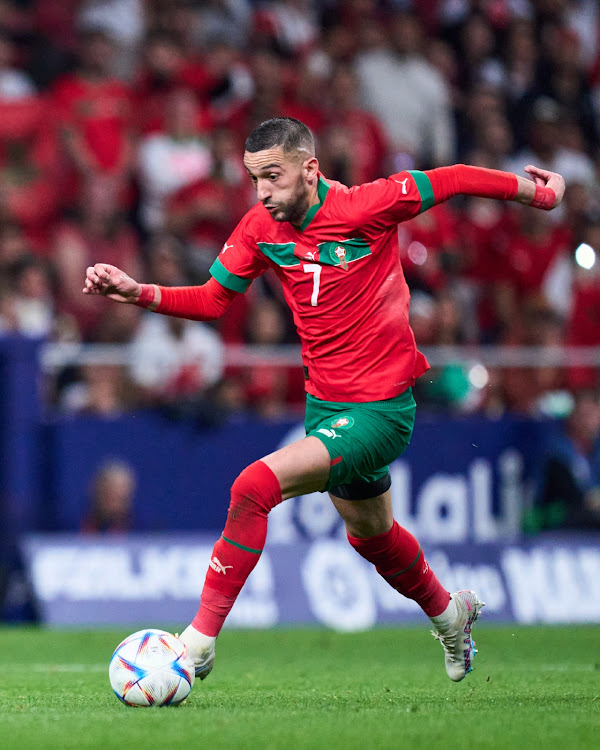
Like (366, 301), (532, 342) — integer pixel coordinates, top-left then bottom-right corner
(305, 388), (416, 498)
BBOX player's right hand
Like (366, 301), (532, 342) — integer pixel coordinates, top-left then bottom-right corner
(82, 263), (141, 304)
(524, 164), (566, 209)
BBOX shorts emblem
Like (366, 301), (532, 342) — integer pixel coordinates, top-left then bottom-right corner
(331, 416), (354, 429)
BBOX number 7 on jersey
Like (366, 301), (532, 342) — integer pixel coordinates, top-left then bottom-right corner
(303, 263), (321, 306)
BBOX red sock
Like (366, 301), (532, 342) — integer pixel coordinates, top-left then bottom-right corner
(192, 460), (282, 637)
(347, 521), (450, 617)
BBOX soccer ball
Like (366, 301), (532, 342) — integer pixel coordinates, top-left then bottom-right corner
(109, 629), (195, 707)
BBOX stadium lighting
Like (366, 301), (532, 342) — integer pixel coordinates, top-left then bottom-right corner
(468, 363), (489, 389)
(575, 243), (596, 270)
(407, 241), (427, 266)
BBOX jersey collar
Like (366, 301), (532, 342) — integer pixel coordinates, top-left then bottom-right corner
(298, 174), (330, 232)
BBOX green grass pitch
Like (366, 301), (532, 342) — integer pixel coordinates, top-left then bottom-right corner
(0, 626), (598, 750)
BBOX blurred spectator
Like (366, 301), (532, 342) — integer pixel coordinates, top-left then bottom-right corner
(82, 459), (136, 533)
(61, 363), (135, 416)
(565, 0), (599, 70)
(226, 49), (287, 141)
(253, 0), (320, 58)
(500, 297), (566, 415)
(409, 290), (437, 347)
(52, 173), (141, 339)
(146, 0), (207, 56)
(0, 32), (35, 99)
(239, 297), (305, 417)
(283, 59), (328, 134)
(198, 38), (253, 124)
(504, 96), (596, 191)
(458, 192), (520, 342)
(166, 126), (248, 278)
(192, 0), (252, 52)
(499, 205), (572, 321)
(414, 291), (477, 412)
(502, 20), (539, 143)
(565, 217), (600, 390)
(458, 86), (507, 160)
(51, 29), (134, 199)
(10, 257), (55, 337)
(0, 96), (61, 251)
(318, 65), (387, 185)
(93, 300), (142, 344)
(397, 202), (461, 295)
(530, 390), (600, 531)
(143, 231), (187, 285)
(0, 285), (18, 333)
(536, 23), (599, 154)
(137, 87), (213, 232)
(132, 30), (210, 134)
(355, 11), (455, 166)
(0, 219), (33, 274)
(129, 314), (225, 421)
(454, 12), (502, 92)
(128, 239), (226, 412)
(78, 0), (147, 80)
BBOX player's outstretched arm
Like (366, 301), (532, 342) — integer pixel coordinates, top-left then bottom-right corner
(83, 263), (141, 303)
(425, 163), (566, 212)
(83, 263), (238, 320)
(514, 164), (565, 210)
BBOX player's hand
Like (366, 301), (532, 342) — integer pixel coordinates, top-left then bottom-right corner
(82, 263), (141, 303)
(524, 165), (565, 209)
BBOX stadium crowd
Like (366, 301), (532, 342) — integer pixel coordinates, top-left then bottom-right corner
(0, 0), (598, 419)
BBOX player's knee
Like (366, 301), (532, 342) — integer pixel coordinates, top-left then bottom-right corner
(229, 460), (282, 517)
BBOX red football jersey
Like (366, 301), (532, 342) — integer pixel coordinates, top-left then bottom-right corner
(210, 171), (434, 402)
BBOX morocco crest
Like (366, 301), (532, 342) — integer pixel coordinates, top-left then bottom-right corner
(333, 245), (349, 270)
(331, 416), (354, 429)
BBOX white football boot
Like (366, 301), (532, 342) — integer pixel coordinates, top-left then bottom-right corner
(430, 590), (485, 682)
(178, 626), (216, 680)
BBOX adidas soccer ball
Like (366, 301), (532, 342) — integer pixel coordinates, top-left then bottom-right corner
(109, 629), (195, 707)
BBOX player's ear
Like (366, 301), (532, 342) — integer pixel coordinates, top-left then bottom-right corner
(303, 156), (319, 181)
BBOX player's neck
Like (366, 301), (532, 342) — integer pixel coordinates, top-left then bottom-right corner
(291, 181), (320, 229)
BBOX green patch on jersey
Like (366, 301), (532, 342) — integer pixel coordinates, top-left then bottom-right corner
(318, 238), (371, 268)
(258, 242), (300, 268)
(409, 170), (435, 213)
(210, 257), (252, 292)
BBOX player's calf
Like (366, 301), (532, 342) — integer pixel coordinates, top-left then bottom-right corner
(182, 461), (283, 677)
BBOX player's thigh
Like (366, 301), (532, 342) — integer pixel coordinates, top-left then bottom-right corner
(329, 488), (393, 538)
(305, 390), (416, 490)
(261, 435), (331, 500)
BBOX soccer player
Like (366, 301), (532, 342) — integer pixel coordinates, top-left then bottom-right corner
(83, 117), (565, 682)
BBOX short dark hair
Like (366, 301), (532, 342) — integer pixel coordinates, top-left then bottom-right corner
(245, 117), (315, 157)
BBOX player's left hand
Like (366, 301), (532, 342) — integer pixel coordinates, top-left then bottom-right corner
(524, 164), (565, 209)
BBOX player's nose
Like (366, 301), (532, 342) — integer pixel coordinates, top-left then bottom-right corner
(256, 180), (271, 201)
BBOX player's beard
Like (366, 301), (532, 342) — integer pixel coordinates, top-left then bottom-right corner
(266, 175), (310, 225)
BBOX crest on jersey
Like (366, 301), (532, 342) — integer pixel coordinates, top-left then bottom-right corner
(331, 245), (349, 271)
(331, 416), (354, 429)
